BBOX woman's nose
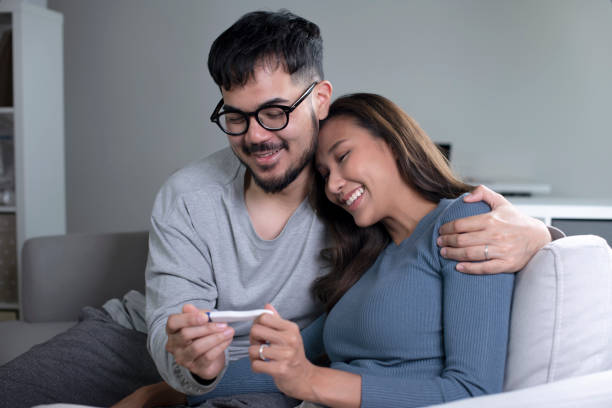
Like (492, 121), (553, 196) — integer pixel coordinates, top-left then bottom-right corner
(326, 171), (345, 195)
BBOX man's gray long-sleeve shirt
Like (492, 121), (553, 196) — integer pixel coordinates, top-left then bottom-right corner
(145, 148), (328, 395)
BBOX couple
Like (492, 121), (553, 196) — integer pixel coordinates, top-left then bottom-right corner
(126, 9), (550, 408)
(132, 91), (514, 407)
(0, 9), (554, 408)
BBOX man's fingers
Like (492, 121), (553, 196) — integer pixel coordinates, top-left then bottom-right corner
(464, 185), (507, 210)
(183, 303), (207, 315)
(437, 230), (492, 249)
(440, 245), (494, 262)
(462, 186), (484, 202)
(175, 327), (234, 364)
(172, 323), (227, 342)
(456, 259), (508, 275)
(166, 312), (208, 334)
(194, 337), (233, 365)
(439, 212), (492, 236)
(166, 322), (229, 356)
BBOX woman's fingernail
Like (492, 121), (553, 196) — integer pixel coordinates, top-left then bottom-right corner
(223, 328), (233, 337)
(440, 248), (447, 257)
(437, 237), (442, 246)
(215, 323), (227, 329)
(457, 263), (464, 271)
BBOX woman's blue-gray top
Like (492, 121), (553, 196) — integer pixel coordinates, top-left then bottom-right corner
(322, 197), (514, 407)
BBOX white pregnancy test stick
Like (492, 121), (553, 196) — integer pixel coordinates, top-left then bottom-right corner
(206, 309), (273, 323)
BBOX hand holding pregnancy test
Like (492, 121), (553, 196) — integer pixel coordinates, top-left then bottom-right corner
(204, 309), (273, 323)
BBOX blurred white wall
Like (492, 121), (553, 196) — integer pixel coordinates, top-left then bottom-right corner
(47, 0), (612, 233)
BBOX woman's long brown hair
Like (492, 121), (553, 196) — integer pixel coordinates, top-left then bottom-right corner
(311, 93), (474, 311)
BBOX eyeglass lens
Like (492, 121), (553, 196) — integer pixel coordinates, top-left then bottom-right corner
(220, 107), (287, 134)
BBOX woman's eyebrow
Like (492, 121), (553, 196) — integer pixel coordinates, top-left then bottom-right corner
(326, 139), (347, 154)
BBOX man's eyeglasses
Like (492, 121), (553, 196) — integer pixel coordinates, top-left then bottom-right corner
(210, 82), (318, 136)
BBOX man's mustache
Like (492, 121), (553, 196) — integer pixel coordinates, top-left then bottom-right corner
(242, 141), (288, 155)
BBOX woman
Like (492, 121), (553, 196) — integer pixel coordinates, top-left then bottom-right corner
(246, 93), (514, 408)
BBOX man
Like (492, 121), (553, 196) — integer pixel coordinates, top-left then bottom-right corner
(0, 9), (554, 408)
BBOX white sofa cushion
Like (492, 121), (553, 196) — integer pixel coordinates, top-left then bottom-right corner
(504, 234), (612, 390)
(428, 369), (612, 408)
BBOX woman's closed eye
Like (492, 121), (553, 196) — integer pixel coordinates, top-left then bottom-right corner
(337, 150), (350, 163)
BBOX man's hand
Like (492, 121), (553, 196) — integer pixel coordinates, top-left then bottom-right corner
(165, 304), (234, 380)
(437, 185), (552, 274)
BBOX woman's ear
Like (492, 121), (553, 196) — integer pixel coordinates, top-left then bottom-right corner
(313, 80), (333, 120)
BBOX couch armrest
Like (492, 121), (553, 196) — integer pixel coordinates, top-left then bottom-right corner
(21, 231), (148, 322)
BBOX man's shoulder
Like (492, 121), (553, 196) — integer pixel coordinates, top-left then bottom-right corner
(153, 147), (242, 215)
(171, 147), (241, 187)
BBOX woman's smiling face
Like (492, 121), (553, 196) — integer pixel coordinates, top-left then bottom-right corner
(316, 116), (403, 227)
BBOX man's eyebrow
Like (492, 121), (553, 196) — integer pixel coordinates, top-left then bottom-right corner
(223, 97), (290, 112)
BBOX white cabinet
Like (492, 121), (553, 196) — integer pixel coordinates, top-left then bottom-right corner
(0, 1), (65, 317)
(512, 198), (612, 246)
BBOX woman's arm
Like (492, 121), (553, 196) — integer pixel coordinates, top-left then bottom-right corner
(249, 305), (362, 408)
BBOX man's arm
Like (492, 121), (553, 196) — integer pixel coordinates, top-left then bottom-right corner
(437, 185), (555, 274)
(146, 206), (230, 395)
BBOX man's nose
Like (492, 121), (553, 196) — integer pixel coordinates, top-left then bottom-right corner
(244, 116), (272, 145)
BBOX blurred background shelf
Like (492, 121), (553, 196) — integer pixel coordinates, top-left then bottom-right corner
(511, 198), (612, 247)
(0, 1), (66, 319)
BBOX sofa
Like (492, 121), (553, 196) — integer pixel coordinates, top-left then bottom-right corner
(0, 231), (149, 365)
(1, 231), (611, 407)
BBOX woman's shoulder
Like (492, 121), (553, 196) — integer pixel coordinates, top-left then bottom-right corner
(437, 193), (491, 225)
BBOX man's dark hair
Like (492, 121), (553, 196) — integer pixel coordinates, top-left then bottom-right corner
(208, 10), (324, 90)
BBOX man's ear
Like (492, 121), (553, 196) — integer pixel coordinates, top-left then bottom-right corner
(313, 80), (333, 120)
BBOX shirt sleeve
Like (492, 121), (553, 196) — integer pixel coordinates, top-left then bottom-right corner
(146, 194), (223, 395)
(360, 200), (515, 407)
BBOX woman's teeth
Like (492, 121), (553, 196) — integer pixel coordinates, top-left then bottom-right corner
(345, 187), (364, 207)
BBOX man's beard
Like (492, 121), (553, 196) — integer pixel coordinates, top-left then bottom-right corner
(237, 111), (318, 194)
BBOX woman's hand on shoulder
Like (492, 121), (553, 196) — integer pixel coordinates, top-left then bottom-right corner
(249, 304), (317, 401)
(437, 185), (551, 274)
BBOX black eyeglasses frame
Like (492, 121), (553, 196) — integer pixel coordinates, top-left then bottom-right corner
(210, 81), (318, 136)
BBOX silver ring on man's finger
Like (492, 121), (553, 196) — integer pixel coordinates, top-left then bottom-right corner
(484, 245), (489, 260)
(258, 343), (269, 361)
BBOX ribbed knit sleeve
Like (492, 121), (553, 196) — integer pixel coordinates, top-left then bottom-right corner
(359, 200), (515, 407)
